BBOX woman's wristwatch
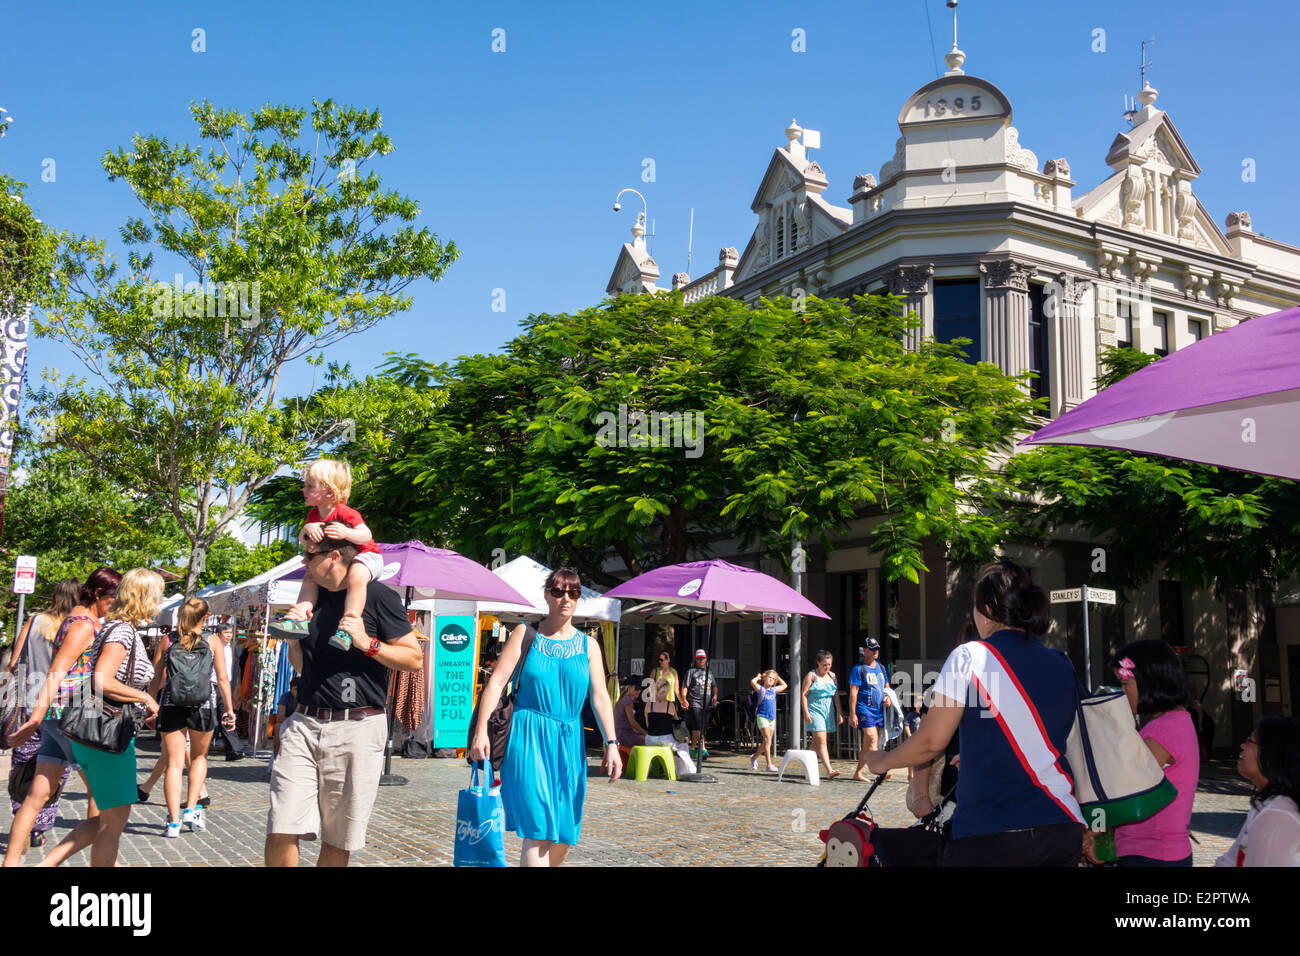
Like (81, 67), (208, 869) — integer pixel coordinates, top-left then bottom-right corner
(605, 739), (618, 749)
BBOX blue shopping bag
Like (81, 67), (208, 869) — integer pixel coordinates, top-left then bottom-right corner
(454, 760), (506, 867)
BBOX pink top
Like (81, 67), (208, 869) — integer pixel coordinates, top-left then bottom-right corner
(1115, 709), (1200, 861)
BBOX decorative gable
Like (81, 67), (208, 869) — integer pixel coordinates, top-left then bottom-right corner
(605, 242), (660, 296)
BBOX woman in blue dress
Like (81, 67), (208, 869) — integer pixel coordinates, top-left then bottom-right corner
(469, 567), (622, 866)
(802, 651), (843, 779)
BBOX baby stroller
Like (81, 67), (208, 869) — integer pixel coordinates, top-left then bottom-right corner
(817, 773), (956, 867)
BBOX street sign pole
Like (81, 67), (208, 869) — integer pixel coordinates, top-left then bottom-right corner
(1081, 584), (1091, 691)
(14, 592), (25, 652)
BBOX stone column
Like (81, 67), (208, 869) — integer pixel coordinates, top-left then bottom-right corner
(1056, 273), (1088, 408)
(888, 263), (933, 350)
(980, 259), (1033, 378)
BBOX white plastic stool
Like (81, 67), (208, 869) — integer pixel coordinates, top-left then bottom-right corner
(778, 749), (820, 786)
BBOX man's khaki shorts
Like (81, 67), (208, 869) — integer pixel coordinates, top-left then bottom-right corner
(267, 711), (387, 852)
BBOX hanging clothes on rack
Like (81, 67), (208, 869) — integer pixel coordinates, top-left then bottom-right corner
(393, 630), (428, 731)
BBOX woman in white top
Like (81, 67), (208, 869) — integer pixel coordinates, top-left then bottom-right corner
(1215, 716), (1300, 867)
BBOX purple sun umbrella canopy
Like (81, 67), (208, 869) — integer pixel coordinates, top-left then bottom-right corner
(284, 540), (531, 606)
(1021, 306), (1300, 479)
(604, 559), (830, 617)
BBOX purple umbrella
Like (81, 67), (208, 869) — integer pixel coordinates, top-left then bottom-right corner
(284, 540), (531, 606)
(606, 560), (829, 778)
(1021, 306), (1300, 479)
(604, 559), (830, 617)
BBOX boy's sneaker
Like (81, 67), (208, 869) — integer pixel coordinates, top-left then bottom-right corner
(163, 822), (181, 839)
(328, 630), (352, 651)
(268, 617), (312, 640)
(181, 807), (205, 832)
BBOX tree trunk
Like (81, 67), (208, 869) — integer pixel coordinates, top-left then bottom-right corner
(183, 539), (211, 597)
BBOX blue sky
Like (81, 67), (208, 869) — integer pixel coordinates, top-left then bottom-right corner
(3, 0), (1297, 397)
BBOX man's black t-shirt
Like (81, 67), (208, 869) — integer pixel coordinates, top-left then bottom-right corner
(298, 580), (411, 710)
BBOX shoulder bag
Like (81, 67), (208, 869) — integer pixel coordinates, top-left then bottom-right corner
(59, 621), (139, 754)
(466, 624), (536, 771)
(1065, 674), (1177, 829)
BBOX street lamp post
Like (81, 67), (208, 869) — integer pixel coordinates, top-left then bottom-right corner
(612, 188), (650, 247)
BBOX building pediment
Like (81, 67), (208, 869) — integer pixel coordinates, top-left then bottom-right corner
(749, 148), (828, 212)
(605, 241), (660, 296)
(1075, 169), (1231, 255)
(896, 74), (1013, 129)
(1105, 112), (1201, 177)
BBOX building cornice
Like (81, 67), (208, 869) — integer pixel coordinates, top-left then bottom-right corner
(724, 200), (1300, 309)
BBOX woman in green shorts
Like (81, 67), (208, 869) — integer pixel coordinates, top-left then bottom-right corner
(58, 569), (164, 867)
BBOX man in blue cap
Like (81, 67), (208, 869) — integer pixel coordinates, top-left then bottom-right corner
(850, 637), (889, 781)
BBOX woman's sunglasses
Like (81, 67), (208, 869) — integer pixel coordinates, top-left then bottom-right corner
(548, 586), (582, 599)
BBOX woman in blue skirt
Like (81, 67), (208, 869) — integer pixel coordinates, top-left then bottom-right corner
(469, 567), (622, 866)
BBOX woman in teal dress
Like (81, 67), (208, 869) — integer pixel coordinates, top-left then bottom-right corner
(802, 651), (843, 779)
(469, 568), (622, 866)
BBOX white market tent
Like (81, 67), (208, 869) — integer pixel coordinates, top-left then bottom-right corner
(152, 581), (236, 626)
(204, 556), (306, 615)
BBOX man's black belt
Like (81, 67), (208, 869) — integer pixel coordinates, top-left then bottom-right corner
(295, 703), (385, 722)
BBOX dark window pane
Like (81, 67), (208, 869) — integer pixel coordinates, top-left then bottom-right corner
(1028, 284), (1050, 401)
(934, 279), (981, 363)
(1153, 309), (1169, 356)
(1116, 298), (1134, 345)
(1188, 318), (1205, 342)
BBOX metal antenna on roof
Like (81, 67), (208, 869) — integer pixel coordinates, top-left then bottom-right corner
(686, 207), (694, 276)
(947, 0), (958, 49)
(1140, 37), (1155, 90)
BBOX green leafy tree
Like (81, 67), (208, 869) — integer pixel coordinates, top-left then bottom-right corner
(0, 172), (59, 542)
(1006, 347), (1300, 595)
(196, 535), (296, 590)
(0, 432), (190, 626)
(246, 357), (446, 545)
(262, 293), (1042, 585)
(33, 100), (458, 594)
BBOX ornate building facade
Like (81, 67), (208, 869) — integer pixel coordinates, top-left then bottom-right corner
(604, 46), (1300, 747)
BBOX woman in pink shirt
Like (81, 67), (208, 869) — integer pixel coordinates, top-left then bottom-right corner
(1109, 640), (1200, 866)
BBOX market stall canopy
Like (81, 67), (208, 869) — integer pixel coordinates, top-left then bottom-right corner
(1021, 306), (1300, 479)
(204, 556), (307, 615)
(151, 581), (236, 625)
(408, 555), (621, 622)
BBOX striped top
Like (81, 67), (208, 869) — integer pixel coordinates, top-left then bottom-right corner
(91, 620), (156, 715)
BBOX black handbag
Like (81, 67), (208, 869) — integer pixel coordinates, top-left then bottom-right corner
(466, 625), (535, 771)
(59, 622), (139, 754)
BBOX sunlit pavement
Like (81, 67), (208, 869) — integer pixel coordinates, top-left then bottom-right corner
(1, 738), (1249, 866)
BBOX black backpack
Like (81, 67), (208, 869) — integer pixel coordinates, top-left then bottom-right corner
(166, 638), (213, 707)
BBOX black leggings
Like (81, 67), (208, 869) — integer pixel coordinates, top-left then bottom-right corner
(940, 822), (1083, 867)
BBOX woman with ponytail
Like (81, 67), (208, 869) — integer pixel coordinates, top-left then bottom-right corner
(866, 558), (1085, 866)
(149, 597), (235, 837)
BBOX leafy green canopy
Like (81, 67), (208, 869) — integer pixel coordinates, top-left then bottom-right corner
(1006, 347), (1300, 596)
(32, 100), (457, 594)
(0, 428), (293, 628)
(252, 293), (1043, 585)
(0, 172), (57, 311)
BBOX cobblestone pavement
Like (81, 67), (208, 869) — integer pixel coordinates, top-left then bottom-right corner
(1, 738), (1252, 866)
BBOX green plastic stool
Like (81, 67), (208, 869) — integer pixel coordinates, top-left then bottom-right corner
(627, 745), (677, 781)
